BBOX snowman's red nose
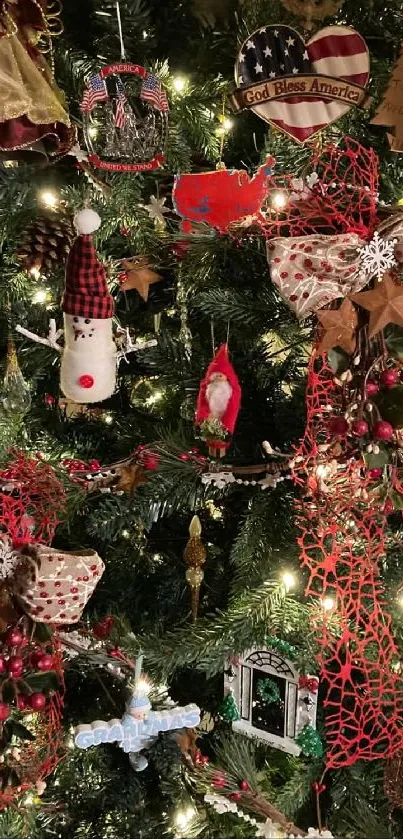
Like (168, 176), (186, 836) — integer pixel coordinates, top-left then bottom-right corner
(78, 375), (94, 389)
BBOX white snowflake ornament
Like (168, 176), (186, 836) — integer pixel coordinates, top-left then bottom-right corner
(359, 231), (397, 282)
(143, 195), (169, 227)
(0, 538), (21, 582)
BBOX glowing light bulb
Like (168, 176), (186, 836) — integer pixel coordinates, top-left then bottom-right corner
(175, 806), (196, 829)
(173, 76), (186, 93)
(40, 190), (58, 209)
(146, 389), (163, 406)
(142, 29), (149, 39)
(104, 412), (113, 425)
(136, 677), (151, 696)
(122, 529), (130, 539)
(322, 596), (335, 612)
(272, 191), (288, 210)
(88, 126), (99, 139)
(32, 288), (49, 304)
(216, 116), (234, 137)
(222, 117), (233, 131)
(29, 266), (41, 280)
(281, 571), (295, 592)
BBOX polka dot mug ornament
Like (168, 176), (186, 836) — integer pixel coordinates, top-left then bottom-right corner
(267, 233), (368, 319)
(13, 545), (105, 624)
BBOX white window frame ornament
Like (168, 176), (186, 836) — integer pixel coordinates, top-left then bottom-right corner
(224, 648), (318, 756)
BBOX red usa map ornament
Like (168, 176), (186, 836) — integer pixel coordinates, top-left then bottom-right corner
(172, 156), (274, 233)
(232, 25), (370, 144)
(82, 64), (168, 172)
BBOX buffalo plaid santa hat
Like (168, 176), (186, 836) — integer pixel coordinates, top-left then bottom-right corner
(62, 209), (114, 319)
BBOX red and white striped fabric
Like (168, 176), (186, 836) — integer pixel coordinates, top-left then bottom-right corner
(235, 25), (370, 144)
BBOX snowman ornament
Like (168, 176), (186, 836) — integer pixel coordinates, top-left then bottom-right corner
(16, 209), (155, 405)
(60, 209), (116, 403)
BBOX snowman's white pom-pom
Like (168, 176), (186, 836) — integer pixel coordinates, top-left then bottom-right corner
(74, 208), (101, 236)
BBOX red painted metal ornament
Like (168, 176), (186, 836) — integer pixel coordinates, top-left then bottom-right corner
(173, 156), (274, 233)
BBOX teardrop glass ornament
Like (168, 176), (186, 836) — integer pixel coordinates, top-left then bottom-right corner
(1, 335), (31, 417)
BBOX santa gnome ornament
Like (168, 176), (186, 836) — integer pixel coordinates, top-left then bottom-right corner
(196, 344), (241, 457)
(60, 209), (117, 403)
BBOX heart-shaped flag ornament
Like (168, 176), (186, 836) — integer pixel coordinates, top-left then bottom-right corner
(232, 25), (370, 144)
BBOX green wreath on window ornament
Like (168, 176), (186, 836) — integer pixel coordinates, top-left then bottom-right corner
(256, 678), (281, 705)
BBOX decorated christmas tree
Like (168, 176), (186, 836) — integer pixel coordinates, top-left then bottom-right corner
(1, 0), (403, 837)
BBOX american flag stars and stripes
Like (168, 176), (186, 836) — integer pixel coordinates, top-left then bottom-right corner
(114, 77), (127, 129)
(140, 73), (169, 112)
(81, 74), (108, 113)
(235, 25), (370, 143)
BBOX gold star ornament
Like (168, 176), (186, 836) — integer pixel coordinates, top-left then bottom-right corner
(351, 272), (403, 338)
(119, 257), (162, 301)
(316, 299), (358, 355)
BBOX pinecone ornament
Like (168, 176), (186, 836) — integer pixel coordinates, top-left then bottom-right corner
(16, 214), (75, 276)
(149, 733), (182, 778)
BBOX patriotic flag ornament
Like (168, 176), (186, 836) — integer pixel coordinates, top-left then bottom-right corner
(232, 25), (370, 143)
(114, 77), (127, 128)
(81, 64), (168, 172)
(81, 74), (108, 113)
(140, 73), (169, 112)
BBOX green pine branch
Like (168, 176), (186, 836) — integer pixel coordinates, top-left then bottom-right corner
(128, 582), (315, 679)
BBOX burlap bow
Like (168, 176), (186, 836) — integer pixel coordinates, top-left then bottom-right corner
(267, 214), (403, 319)
(14, 545), (105, 624)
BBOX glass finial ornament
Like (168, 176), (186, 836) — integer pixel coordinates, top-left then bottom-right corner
(183, 515), (207, 622)
(1, 335), (31, 417)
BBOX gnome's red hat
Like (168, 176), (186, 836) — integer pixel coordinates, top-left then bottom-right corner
(62, 209), (114, 320)
(196, 343), (241, 434)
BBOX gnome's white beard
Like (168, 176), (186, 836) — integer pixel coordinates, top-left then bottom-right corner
(60, 314), (117, 404)
(206, 375), (232, 419)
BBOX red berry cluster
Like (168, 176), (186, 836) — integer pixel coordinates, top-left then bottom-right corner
(329, 415), (394, 442)
(62, 458), (101, 473)
(329, 368), (400, 446)
(136, 445), (160, 471)
(193, 748), (209, 767)
(179, 447), (207, 464)
(93, 616), (114, 640)
(0, 627), (55, 722)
